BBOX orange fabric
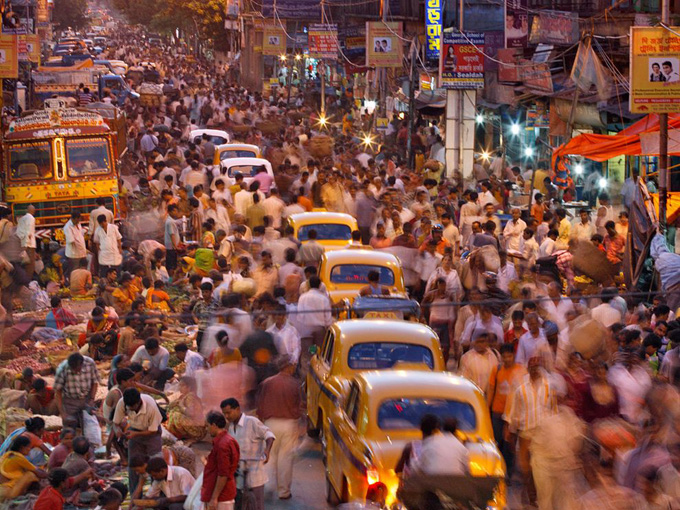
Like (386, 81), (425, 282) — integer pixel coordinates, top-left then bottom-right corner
(552, 113), (680, 166)
(651, 192), (680, 225)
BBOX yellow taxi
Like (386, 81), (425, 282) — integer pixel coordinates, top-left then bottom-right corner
(324, 370), (506, 508)
(212, 143), (261, 166)
(288, 212), (358, 251)
(306, 320), (445, 443)
(319, 249), (406, 304)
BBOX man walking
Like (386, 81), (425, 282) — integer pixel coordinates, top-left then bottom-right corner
(202, 411), (240, 510)
(256, 359), (301, 500)
(15, 205), (36, 277)
(54, 353), (99, 429)
(221, 398), (275, 510)
(113, 388), (163, 493)
(93, 214), (123, 277)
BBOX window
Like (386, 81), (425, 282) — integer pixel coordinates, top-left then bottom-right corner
(348, 342), (434, 370)
(377, 398), (477, 431)
(298, 223), (352, 241)
(330, 264), (395, 285)
(324, 333), (335, 366)
(66, 138), (111, 177)
(220, 150), (257, 160)
(345, 384), (360, 426)
(8, 142), (52, 181)
(225, 164), (266, 177)
(195, 135), (228, 145)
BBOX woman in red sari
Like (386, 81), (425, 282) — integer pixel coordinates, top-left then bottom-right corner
(80, 306), (119, 355)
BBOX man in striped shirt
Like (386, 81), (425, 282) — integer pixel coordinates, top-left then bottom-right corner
(77, 87), (94, 106)
(503, 356), (557, 507)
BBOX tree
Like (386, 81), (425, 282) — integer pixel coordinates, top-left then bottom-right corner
(52, 0), (88, 30)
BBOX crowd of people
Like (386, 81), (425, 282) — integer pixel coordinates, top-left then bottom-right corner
(0, 20), (679, 510)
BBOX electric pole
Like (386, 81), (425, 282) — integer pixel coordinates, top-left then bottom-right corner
(659, 0), (669, 232)
(319, 0), (326, 119)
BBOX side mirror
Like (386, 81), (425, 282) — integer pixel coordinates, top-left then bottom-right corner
(309, 345), (318, 355)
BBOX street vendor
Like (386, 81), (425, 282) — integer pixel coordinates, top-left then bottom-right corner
(54, 353), (99, 429)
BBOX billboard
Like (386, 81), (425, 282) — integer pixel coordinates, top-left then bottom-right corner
(0, 35), (18, 79)
(341, 26), (366, 60)
(630, 26), (680, 113)
(440, 32), (485, 89)
(308, 23), (338, 59)
(262, 25), (286, 56)
(366, 22), (403, 68)
(505, 0), (528, 48)
(425, 0), (442, 60)
(529, 11), (579, 45)
(261, 0), (319, 19)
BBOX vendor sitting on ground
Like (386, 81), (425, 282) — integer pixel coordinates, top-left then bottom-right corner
(136, 456), (195, 510)
(112, 272), (140, 313)
(26, 378), (58, 415)
(0, 436), (47, 501)
(48, 428), (75, 469)
(62, 436), (95, 498)
(83, 306), (119, 354)
(0, 417), (52, 467)
(70, 258), (94, 297)
(46, 297), (78, 331)
(130, 337), (175, 390)
(33, 466), (94, 510)
(14, 368), (34, 391)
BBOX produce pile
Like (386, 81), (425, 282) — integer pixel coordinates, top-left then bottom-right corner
(1, 337), (75, 374)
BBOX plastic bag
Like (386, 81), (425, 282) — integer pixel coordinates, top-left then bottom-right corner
(82, 410), (102, 447)
(183, 472), (204, 510)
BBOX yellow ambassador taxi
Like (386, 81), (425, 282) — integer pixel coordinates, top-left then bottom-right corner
(288, 212), (358, 251)
(212, 143), (261, 166)
(319, 249), (406, 304)
(306, 320), (445, 443)
(325, 370), (506, 508)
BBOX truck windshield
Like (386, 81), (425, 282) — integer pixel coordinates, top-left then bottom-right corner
(8, 142), (52, 181)
(66, 138), (111, 177)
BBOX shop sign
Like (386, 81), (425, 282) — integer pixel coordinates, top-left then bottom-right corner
(0, 35), (18, 79)
(425, 0), (442, 60)
(439, 32), (485, 90)
(263, 25), (286, 56)
(505, 0), (528, 48)
(529, 10), (578, 46)
(366, 21), (403, 68)
(629, 26), (680, 113)
(308, 24), (338, 59)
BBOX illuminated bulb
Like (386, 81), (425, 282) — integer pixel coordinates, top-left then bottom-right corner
(279, 54), (287, 61)
(524, 147), (534, 157)
(476, 114), (484, 124)
(510, 123), (520, 135)
(481, 151), (490, 161)
(362, 134), (374, 147)
(575, 164), (583, 175)
(295, 54), (302, 61)
(599, 177), (607, 188)
(318, 115), (327, 127)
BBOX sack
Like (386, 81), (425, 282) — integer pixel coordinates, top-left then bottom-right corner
(569, 316), (606, 359)
(183, 472), (204, 510)
(82, 410), (103, 447)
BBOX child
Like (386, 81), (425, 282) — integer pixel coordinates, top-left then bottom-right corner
(94, 488), (123, 510)
(504, 310), (527, 354)
(519, 228), (539, 276)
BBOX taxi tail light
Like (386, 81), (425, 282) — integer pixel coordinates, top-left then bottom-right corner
(366, 468), (380, 486)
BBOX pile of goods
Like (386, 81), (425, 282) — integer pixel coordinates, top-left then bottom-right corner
(139, 82), (164, 106)
(307, 134), (334, 158)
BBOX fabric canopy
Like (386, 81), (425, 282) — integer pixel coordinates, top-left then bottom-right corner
(552, 113), (680, 164)
(651, 192), (680, 225)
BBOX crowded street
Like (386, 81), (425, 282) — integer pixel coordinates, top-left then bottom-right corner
(1, 1), (680, 510)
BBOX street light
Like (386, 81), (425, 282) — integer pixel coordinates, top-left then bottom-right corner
(524, 147), (534, 157)
(599, 177), (608, 189)
(295, 54), (302, 61)
(317, 114), (328, 128)
(476, 114), (484, 124)
(279, 54), (287, 62)
(481, 151), (490, 161)
(574, 164), (583, 175)
(510, 123), (521, 136)
(362, 133), (375, 148)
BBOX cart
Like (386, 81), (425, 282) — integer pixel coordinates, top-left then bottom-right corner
(398, 474), (503, 510)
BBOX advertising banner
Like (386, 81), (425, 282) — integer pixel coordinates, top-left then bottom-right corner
(529, 11), (579, 45)
(425, 0), (442, 60)
(261, 0), (319, 19)
(0, 35), (18, 79)
(26, 34), (40, 64)
(341, 26), (366, 60)
(366, 21), (403, 68)
(440, 32), (485, 89)
(630, 26), (680, 113)
(262, 25), (286, 56)
(505, 0), (528, 48)
(308, 23), (338, 59)
(36, 0), (49, 23)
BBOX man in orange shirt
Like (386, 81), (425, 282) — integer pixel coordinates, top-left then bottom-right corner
(531, 193), (545, 224)
(487, 343), (526, 476)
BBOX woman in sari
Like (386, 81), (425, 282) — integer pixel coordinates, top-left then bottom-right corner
(0, 436), (47, 501)
(111, 273), (139, 313)
(165, 377), (206, 444)
(0, 418), (51, 467)
(145, 280), (174, 313)
(82, 306), (119, 354)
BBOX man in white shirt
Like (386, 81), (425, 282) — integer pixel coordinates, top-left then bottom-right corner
(143, 457), (195, 509)
(263, 188), (286, 229)
(459, 332), (500, 395)
(174, 343), (206, 378)
(461, 305), (505, 348)
(205, 197), (230, 234)
(88, 197), (114, 234)
(266, 306), (301, 365)
(516, 313), (548, 366)
(503, 208), (527, 252)
(571, 209), (595, 242)
(234, 185), (254, 217)
(441, 213), (460, 255)
(538, 229), (558, 258)
(15, 205), (36, 277)
(591, 289), (625, 328)
(410, 414), (469, 476)
(131, 338), (175, 390)
(64, 211), (87, 281)
(497, 251), (518, 294)
(297, 276), (332, 373)
(93, 214), (122, 277)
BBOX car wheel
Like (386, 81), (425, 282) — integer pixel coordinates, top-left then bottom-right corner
(325, 471), (340, 505)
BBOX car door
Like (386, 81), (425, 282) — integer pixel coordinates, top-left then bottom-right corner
(307, 329), (335, 429)
(329, 381), (360, 494)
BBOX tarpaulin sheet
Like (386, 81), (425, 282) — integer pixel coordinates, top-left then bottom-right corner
(552, 113), (680, 165)
(622, 179), (657, 292)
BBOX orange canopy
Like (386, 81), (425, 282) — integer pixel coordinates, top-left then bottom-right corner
(651, 192), (680, 225)
(552, 113), (680, 164)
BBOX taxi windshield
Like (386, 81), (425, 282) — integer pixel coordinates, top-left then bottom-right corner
(66, 138), (111, 177)
(220, 149), (257, 160)
(298, 223), (352, 241)
(330, 264), (395, 285)
(226, 164), (266, 177)
(348, 342), (433, 370)
(378, 398), (477, 431)
(8, 142), (52, 181)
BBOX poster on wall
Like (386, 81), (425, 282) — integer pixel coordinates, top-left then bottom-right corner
(630, 26), (680, 113)
(262, 25), (286, 56)
(530, 10), (579, 45)
(440, 32), (485, 89)
(505, 0), (528, 48)
(425, 0), (442, 60)
(0, 35), (18, 78)
(308, 24), (338, 59)
(366, 21), (403, 68)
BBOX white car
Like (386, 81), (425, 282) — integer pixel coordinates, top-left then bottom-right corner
(212, 157), (273, 189)
(190, 129), (230, 146)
